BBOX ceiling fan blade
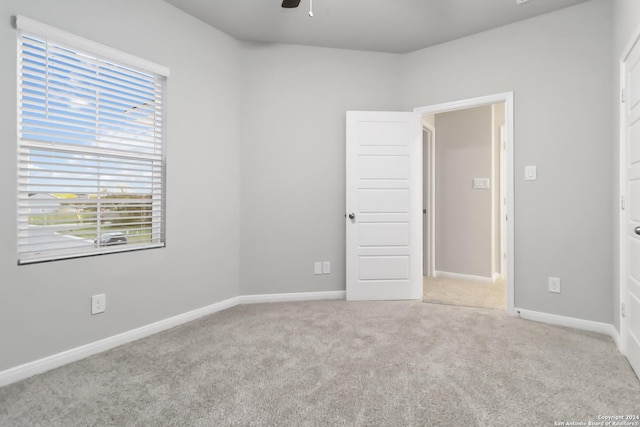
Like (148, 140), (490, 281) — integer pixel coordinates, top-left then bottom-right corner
(282, 0), (301, 8)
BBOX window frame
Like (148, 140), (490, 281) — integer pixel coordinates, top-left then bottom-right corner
(16, 16), (169, 265)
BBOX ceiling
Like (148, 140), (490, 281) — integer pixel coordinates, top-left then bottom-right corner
(162, 0), (591, 54)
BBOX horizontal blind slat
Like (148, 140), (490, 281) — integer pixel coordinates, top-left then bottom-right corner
(19, 140), (163, 162)
(21, 44), (162, 95)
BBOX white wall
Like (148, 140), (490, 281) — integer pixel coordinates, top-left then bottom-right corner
(612, 0), (640, 331)
(238, 43), (402, 295)
(402, 0), (613, 322)
(0, 0), (241, 371)
(434, 106), (493, 279)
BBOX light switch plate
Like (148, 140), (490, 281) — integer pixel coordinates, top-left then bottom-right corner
(525, 165), (537, 181)
(314, 262), (322, 275)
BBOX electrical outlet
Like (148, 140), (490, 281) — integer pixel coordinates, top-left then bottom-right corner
(322, 261), (331, 274)
(548, 277), (561, 294)
(314, 262), (322, 275)
(91, 294), (106, 314)
(473, 178), (490, 189)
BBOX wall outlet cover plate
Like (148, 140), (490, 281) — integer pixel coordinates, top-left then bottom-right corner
(91, 294), (106, 314)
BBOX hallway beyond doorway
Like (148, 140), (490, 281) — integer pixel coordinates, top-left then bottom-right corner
(423, 276), (504, 310)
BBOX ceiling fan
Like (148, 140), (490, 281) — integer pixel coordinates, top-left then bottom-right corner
(281, 0), (302, 8)
(282, 0), (314, 17)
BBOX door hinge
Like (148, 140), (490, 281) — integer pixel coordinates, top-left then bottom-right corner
(622, 195), (626, 210)
(622, 88), (626, 103)
(622, 302), (626, 318)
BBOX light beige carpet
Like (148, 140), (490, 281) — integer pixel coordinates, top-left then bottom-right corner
(1, 301), (639, 426)
(423, 276), (505, 310)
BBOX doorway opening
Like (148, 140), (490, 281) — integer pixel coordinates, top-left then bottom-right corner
(415, 93), (515, 315)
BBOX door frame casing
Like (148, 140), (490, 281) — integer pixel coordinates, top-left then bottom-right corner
(414, 92), (515, 316)
(423, 123), (436, 277)
(499, 125), (507, 279)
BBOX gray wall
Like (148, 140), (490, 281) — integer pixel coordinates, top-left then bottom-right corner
(0, 0), (241, 371)
(612, 0), (640, 331)
(614, 0), (640, 51)
(238, 43), (402, 295)
(434, 106), (493, 279)
(0, 0), (621, 373)
(402, 0), (613, 322)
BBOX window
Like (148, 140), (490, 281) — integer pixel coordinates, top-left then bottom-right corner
(16, 16), (169, 264)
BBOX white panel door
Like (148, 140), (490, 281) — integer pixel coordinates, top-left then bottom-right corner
(623, 35), (640, 378)
(346, 111), (422, 300)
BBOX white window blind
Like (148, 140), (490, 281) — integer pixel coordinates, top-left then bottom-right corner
(17, 17), (168, 264)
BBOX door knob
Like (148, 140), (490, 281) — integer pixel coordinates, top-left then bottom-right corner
(635, 226), (640, 236)
(348, 213), (356, 220)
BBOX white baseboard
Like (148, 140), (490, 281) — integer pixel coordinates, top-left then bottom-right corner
(7, 293), (622, 389)
(515, 308), (619, 343)
(435, 270), (494, 284)
(611, 327), (622, 350)
(0, 296), (240, 388)
(238, 290), (346, 305)
(0, 290), (346, 387)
